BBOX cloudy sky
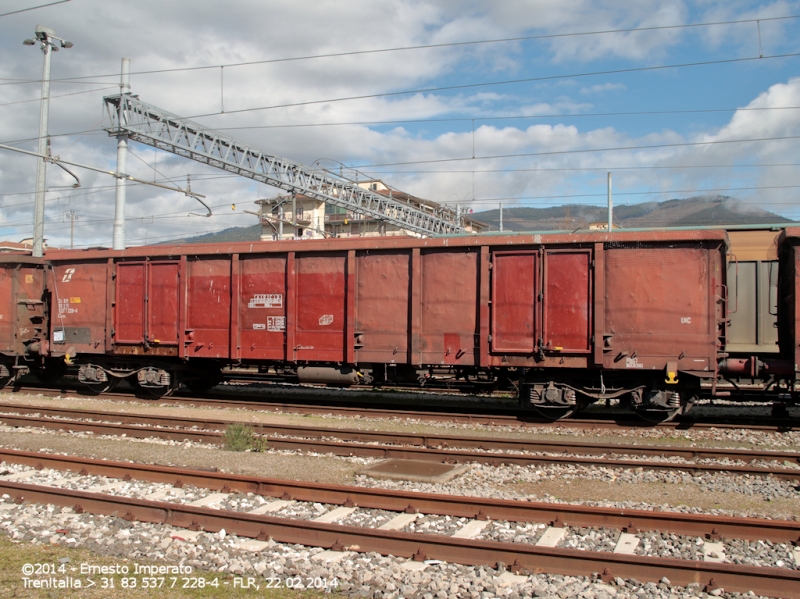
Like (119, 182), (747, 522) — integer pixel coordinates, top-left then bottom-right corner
(1, 0), (800, 247)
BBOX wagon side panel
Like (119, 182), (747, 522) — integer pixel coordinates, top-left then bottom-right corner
(354, 250), (410, 364)
(115, 262), (145, 345)
(778, 230), (800, 372)
(50, 261), (108, 355)
(603, 244), (716, 372)
(0, 267), (14, 353)
(185, 258), (231, 358)
(419, 249), (478, 366)
(239, 254), (287, 360)
(490, 251), (537, 354)
(542, 249), (592, 353)
(295, 253), (346, 362)
(147, 261), (180, 347)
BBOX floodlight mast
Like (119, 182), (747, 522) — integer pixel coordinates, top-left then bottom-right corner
(24, 25), (73, 257)
(103, 95), (468, 237)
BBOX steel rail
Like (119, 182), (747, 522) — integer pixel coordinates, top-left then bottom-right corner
(0, 402), (797, 465)
(0, 411), (798, 480)
(1, 448), (798, 544)
(10, 385), (797, 432)
(0, 479), (798, 598)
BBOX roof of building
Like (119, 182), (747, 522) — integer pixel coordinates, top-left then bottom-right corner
(256, 180), (487, 232)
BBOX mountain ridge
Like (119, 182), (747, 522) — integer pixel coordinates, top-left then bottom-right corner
(160, 195), (791, 244)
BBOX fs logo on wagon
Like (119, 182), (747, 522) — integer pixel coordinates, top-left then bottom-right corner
(61, 268), (76, 283)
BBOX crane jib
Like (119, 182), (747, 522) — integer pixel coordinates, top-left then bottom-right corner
(102, 94), (468, 237)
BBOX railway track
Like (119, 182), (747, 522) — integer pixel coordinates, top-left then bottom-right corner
(0, 403), (798, 479)
(9, 384), (800, 432)
(0, 449), (798, 598)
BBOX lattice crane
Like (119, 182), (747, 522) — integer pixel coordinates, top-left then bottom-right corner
(103, 94), (468, 237)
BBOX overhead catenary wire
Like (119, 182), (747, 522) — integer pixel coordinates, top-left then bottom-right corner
(18, 14), (800, 82)
(352, 133), (800, 168)
(468, 183), (800, 204)
(5, 104), (800, 147)
(4, 19), (800, 240)
(0, 86), (117, 108)
(179, 105), (800, 131)
(0, 0), (71, 18)
(185, 52), (800, 118)
(5, 182), (800, 232)
(0, 78), (125, 87)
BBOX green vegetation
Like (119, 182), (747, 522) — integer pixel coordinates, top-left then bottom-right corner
(222, 424), (268, 452)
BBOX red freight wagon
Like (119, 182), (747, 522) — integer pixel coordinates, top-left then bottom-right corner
(37, 228), (729, 421)
(0, 256), (49, 382)
(779, 228), (800, 378)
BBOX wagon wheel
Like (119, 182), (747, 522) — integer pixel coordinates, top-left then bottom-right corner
(635, 390), (695, 423)
(82, 377), (119, 396)
(521, 384), (590, 421)
(530, 403), (583, 421)
(135, 378), (178, 399)
(133, 368), (180, 399)
(635, 406), (684, 423)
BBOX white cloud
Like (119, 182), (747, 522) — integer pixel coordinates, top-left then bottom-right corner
(580, 82), (626, 94)
(2, 0), (800, 246)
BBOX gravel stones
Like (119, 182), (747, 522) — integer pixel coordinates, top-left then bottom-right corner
(0, 392), (798, 597)
(0, 495), (784, 599)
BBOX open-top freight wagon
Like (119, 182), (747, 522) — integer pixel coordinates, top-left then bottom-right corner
(0, 227), (796, 421)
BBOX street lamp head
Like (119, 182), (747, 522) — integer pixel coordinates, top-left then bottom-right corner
(34, 25), (55, 38)
(61, 41), (73, 49)
(23, 39), (35, 46)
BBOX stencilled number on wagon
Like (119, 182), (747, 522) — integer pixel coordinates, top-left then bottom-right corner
(58, 297), (77, 317)
(267, 316), (286, 332)
(625, 357), (644, 369)
(248, 294), (282, 308)
(318, 314), (334, 326)
(62, 268), (75, 283)
(681, 317), (692, 324)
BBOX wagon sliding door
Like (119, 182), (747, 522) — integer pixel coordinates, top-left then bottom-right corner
(115, 261), (179, 346)
(491, 252), (538, 354)
(542, 250), (592, 353)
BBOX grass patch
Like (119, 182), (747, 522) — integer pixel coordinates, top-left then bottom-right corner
(222, 424), (268, 452)
(0, 534), (330, 598)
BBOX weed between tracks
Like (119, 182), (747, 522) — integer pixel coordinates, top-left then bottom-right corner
(223, 424), (269, 453)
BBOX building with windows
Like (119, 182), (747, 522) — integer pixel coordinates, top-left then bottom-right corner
(255, 180), (486, 240)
